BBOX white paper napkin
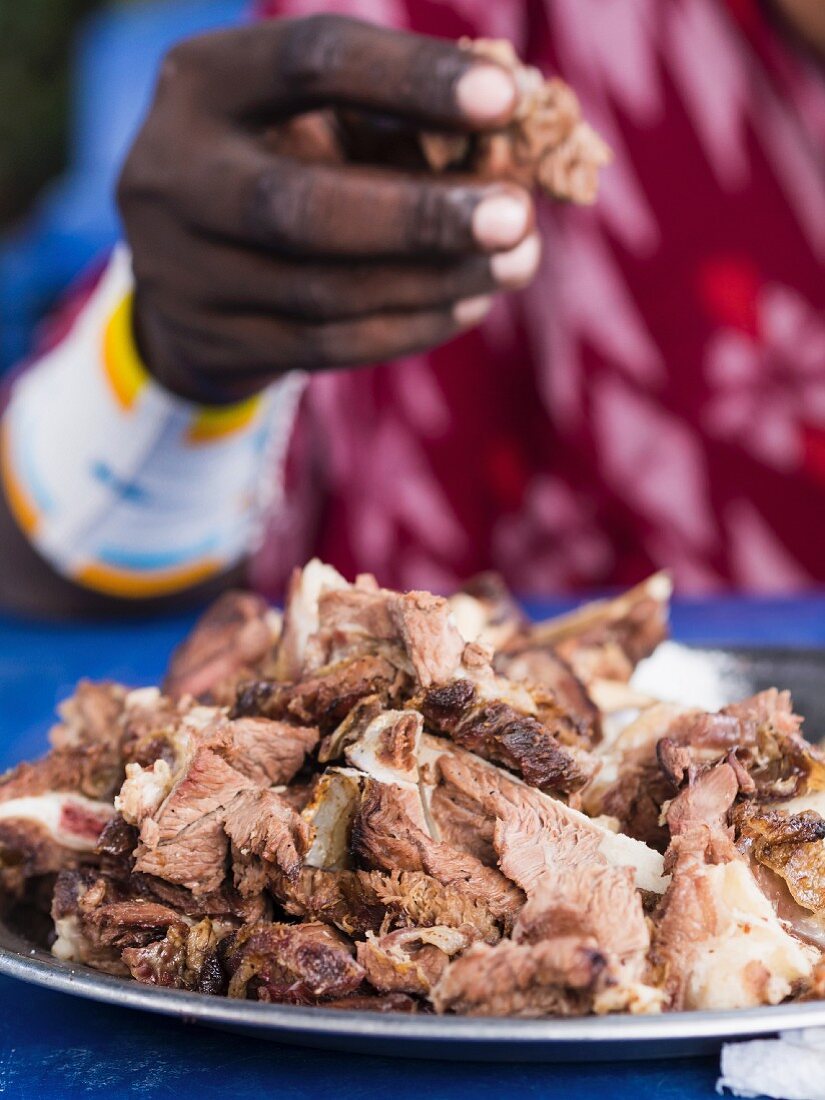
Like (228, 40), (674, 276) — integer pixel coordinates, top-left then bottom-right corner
(717, 1028), (825, 1099)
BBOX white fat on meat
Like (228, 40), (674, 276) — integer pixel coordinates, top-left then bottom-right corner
(115, 759), (174, 826)
(303, 768), (364, 870)
(0, 792), (113, 851)
(447, 594), (491, 646)
(685, 859), (817, 1011)
(277, 558), (349, 679)
(344, 711), (423, 787)
(780, 790), (825, 818)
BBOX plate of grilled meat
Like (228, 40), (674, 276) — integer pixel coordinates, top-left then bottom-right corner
(2, 562), (824, 1059)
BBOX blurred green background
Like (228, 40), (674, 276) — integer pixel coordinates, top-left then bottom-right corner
(0, 0), (106, 229)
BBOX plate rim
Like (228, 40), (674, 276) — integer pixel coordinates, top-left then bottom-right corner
(4, 927), (825, 1046)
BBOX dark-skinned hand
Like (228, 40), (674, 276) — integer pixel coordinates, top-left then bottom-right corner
(118, 14), (541, 404)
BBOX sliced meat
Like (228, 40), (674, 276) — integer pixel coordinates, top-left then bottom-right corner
(133, 747), (255, 894)
(51, 869), (187, 976)
(735, 803), (825, 915)
(224, 787), (310, 890)
(585, 702), (763, 847)
(1, 694), (126, 811)
(223, 921), (365, 1002)
(448, 571), (525, 651)
(494, 647), (600, 745)
(130, 872), (269, 925)
(422, 738), (667, 896)
(429, 781), (497, 866)
(232, 655), (407, 732)
(664, 761), (740, 863)
(275, 558), (349, 681)
(271, 866), (503, 945)
(119, 688), (181, 768)
(358, 925), (471, 996)
(722, 690), (825, 800)
(1, 754), (90, 804)
(213, 717), (319, 787)
(424, 742), (653, 995)
(512, 865), (649, 985)
(0, 791), (114, 898)
(389, 590), (466, 688)
(164, 590), (277, 704)
(269, 866), (387, 937)
(351, 778), (524, 925)
(343, 710), (423, 786)
(365, 869), (502, 944)
(418, 679), (590, 795)
(96, 813), (139, 878)
(524, 573), (671, 685)
(307, 585), (466, 689)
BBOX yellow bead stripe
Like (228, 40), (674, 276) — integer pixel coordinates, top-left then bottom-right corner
(102, 291), (263, 442)
(101, 293), (149, 411)
(186, 394), (262, 445)
(74, 558), (224, 599)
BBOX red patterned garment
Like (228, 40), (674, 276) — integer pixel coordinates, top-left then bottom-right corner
(248, 0), (824, 597)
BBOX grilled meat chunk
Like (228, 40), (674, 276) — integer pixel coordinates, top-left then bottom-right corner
(223, 921), (365, 1002)
(417, 680), (591, 794)
(358, 925), (472, 997)
(164, 590), (278, 704)
(650, 764), (816, 1010)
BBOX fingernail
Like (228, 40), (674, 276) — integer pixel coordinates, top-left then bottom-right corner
(456, 64), (517, 122)
(454, 295), (493, 327)
(491, 233), (542, 287)
(472, 192), (531, 250)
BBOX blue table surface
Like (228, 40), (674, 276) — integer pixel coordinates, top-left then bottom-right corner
(1, 595), (823, 1099)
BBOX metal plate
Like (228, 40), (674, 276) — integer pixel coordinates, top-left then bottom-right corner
(2, 643), (824, 1062)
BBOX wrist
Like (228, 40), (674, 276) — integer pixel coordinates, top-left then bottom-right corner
(132, 290), (264, 407)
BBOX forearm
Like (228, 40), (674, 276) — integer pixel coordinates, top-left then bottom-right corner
(0, 248), (305, 619)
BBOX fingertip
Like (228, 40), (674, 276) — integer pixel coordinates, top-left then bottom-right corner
(491, 233), (542, 288)
(455, 63), (518, 125)
(453, 294), (493, 327)
(472, 188), (533, 251)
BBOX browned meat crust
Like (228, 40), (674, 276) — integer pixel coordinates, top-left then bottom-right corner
(524, 575), (671, 684)
(494, 647), (601, 744)
(591, 690), (824, 849)
(432, 936), (607, 1016)
(357, 926), (471, 996)
(736, 804), (825, 914)
(122, 917), (228, 991)
(417, 680), (589, 794)
(222, 921), (365, 1002)
(232, 655), (407, 732)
